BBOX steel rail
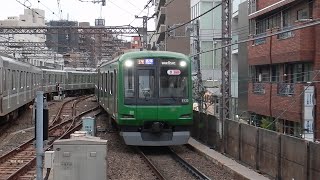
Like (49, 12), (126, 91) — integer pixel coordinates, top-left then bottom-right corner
(6, 106), (99, 180)
(168, 147), (211, 180)
(136, 147), (167, 180)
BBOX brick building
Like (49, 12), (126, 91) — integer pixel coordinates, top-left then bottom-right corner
(247, 0), (320, 141)
(131, 36), (142, 49)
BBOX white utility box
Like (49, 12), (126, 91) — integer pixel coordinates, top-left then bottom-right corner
(53, 137), (108, 180)
(44, 151), (55, 169)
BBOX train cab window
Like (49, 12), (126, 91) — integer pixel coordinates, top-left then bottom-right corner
(124, 68), (135, 98)
(159, 66), (188, 98)
(138, 69), (155, 98)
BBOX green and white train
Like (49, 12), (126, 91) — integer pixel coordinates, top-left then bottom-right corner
(95, 51), (193, 146)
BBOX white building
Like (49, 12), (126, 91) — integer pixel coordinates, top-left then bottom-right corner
(190, 0), (222, 96)
(0, 9), (64, 69)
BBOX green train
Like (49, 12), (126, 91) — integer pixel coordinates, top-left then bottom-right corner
(95, 51), (193, 146)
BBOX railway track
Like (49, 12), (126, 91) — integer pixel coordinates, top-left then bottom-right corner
(0, 95), (98, 180)
(136, 147), (211, 180)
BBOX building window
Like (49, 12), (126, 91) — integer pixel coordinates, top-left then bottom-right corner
(297, 8), (309, 20)
(271, 65), (280, 82)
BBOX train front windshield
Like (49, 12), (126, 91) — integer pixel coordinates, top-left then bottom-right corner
(123, 58), (189, 105)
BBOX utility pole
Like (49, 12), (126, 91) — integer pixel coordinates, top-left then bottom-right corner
(195, 20), (203, 112)
(135, 16), (148, 50)
(221, 0), (232, 153)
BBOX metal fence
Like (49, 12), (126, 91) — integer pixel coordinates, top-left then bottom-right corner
(192, 111), (320, 180)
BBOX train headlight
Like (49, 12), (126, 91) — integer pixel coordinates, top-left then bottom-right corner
(124, 60), (133, 67)
(180, 61), (187, 67)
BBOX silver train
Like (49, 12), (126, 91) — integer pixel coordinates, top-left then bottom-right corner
(0, 55), (96, 121)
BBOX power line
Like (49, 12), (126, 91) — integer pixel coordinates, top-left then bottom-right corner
(128, 0), (153, 25)
(164, 0), (176, 7)
(265, 71), (320, 129)
(15, 0), (46, 19)
(190, 19), (320, 57)
(108, 0), (135, 16)
(37, 0), (60, 19)
(149, 2), (222, 43)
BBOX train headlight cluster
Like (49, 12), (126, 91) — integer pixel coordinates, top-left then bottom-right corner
(124, 60), (133, 67)
(180, 61), (187, 67)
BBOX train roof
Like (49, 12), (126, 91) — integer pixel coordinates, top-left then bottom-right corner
(0, 55), (42, 70)
(42, 69), (66, 73)
(119, 51), (190, 62)
(100, 51), (190, 67)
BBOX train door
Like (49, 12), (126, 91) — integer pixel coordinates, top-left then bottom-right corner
(114, 69), (117, 114)
(135, 67), (158, 123)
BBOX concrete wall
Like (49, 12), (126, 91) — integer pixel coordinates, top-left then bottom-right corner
(192, 111), (320, 179)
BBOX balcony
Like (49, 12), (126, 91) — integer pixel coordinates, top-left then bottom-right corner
(248, 23), (315, 65)
(277, 83), (294, 96)
(252, 82), (266, 94)
(249, 0), (298, 18)
(156, 7), (166, 31)
(271, 83), (304, 122)
(248, 33), (271, 65)
(271, 24), (315, 64)
(156, 24), (166, 44)
(155, 0), (166, 12)
(248, 82), (305, 122)
(248, 82), (271, 116)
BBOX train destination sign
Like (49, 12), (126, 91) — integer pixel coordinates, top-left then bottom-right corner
(167, 69), (181, 75)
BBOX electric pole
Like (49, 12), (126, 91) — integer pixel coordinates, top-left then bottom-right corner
(221, 0), (232, 153)
(195, 20), (203, 112)
(135, 16), (148, 50)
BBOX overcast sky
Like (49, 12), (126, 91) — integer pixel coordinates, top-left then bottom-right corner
(0, 0), (155, 31)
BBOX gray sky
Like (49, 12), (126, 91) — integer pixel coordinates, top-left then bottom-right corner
(0, 0), (155, 31)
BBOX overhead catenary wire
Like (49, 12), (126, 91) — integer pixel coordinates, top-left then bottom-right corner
(265, 71), (320, 129)
(15, 0), (46, 19)
(37, 0), (60, 19)
(190, 19), (320, 57)
(128, 0), (153, 26)
(149, 2), (222, 43)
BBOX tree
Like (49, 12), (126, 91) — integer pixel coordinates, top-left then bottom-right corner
(260, 117), (275, 131)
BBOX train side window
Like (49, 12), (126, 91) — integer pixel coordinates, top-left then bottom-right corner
(105, 73), (107, 92)
(26, 72), (28, 88)
(110, 73), (113, 95)
(3, 69), (6, 92)
(19, 71), (22, 88)
(8, 69), (11, 91)
(114, 69), (117, 95)
(12, 70), (16, 90)
(106, 72), (108, 93)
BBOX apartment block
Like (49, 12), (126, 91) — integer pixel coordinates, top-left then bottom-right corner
(247, 0), (320, 141)
(153, 0), (190, 55)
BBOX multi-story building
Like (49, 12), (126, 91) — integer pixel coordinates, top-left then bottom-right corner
(131, 36), (142, 49)
(46, 20), (79, 54)
(190, 0), (222, 96)
(231, 0), (250, 118)
(0, 9), (64, 69)
(153, 0), (190, 55)
(247, 0), (320, 141)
